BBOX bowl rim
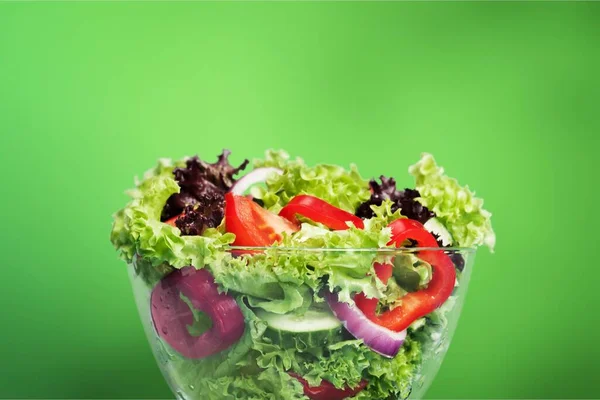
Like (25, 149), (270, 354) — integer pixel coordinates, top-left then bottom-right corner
(227, 246), (476, 253)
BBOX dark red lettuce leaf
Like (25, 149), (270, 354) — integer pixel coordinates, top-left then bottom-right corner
(355, 176), (434, 224)
(175, 197), (224, 236)
(161, 150), (248, 235)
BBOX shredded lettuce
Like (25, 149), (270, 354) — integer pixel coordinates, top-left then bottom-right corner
(110, 159), (234, 286)
(252, 150), (370, 213)
(409, 153), (496, 251)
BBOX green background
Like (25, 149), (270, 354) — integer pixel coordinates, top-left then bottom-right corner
(1, 2), (599, 399)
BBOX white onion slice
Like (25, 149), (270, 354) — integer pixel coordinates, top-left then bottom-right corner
(325, 291), (407, 358)
(231, 167), (283, 195)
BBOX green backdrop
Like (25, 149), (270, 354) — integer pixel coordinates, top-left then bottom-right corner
(1, 2), (599, 399)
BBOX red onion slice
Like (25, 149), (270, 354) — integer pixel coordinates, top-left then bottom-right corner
(231, 167), (283, 195)
(151, 267), (245, 359)
(325, 291), (407, 358)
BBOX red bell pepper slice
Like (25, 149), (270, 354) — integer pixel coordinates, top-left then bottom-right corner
(373, 262), (393, 283)
(289, 373), (367, 400)
(355, 218), (456, 332)
(279, 195), (364, 230)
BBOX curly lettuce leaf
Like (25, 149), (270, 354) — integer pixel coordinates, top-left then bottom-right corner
(363, 199), (405, 231)
(300, 340), (369, 389)
(246, 284), (313, 315)
(252, 150), (370, 213)
(211, 222), (392, 311)
(409, 153), (496, 251)
(289, 338), (421, 399)
(249, 302), (422, 400)
(374, 253), (433, 314)
(110, 159), (234, 286)
(392, 253), (432, 292)
(352, 338), (421, 400)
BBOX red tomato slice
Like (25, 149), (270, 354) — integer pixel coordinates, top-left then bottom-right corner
(225, 192), (299, 246)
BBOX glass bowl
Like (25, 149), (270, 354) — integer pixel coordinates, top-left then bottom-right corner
(128, 247), (475, 400)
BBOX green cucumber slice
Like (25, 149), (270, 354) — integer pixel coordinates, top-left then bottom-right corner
(255, 308), (342, 348)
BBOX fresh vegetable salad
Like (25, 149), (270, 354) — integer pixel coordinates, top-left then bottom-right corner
(111, 150), (495, 400)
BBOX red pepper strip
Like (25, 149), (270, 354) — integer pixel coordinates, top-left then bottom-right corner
(289, 373), (368, 400)
(279, 195), (364, 230)
(390, 218), (425, 234)
(373, 262), (393, 283)
(356, 218), (456, 333)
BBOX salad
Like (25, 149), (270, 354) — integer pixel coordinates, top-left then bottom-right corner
(111, 150), (495, 400)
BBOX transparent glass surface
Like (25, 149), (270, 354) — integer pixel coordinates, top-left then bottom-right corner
(129, 247), (475, 400)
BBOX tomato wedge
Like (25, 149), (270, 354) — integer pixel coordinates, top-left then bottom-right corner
(164, 214), (181, 227)
(279, 195), (364, 230)
(225, 192), (299, 246)
(355, 218), (456, 332)
(289, 373), (367, 400)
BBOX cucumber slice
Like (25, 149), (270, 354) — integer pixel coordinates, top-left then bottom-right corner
(255, 308), (342, 348)
(424, 218), (453, 246)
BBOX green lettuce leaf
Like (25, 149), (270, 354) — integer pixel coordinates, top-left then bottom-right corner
(374, 253), (433, 314)
(248, 301), (422, 400)
(409, 153), (496, 251)
(300, 340), (369, 389)
(210, 222), (392, 311)
(376, 278), (406, 315)
(352, 338), (421, 400)
(180, 292), (214, 337)
(252, 150), (370, 213)
(392, 254), (432, 291)
(246, 284), (313, 315)
(110, 158), (234, 286)
(284, 337), (421, 399)
(365, 200), (405, 230)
